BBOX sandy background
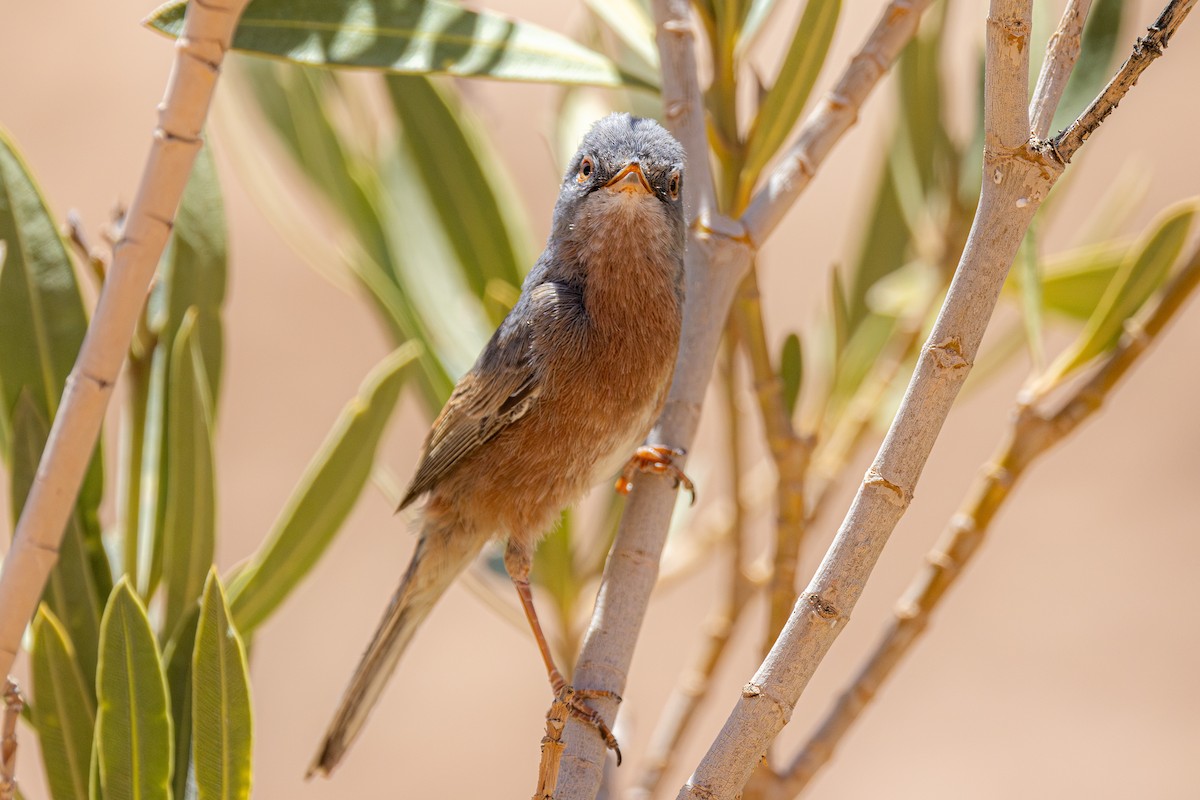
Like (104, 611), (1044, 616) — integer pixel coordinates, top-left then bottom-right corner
(3, 0), (1199, 797)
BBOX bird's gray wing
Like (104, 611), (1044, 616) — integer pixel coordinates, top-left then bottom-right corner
(397, 281), (582, 509)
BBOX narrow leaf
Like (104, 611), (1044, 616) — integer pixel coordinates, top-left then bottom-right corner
(146, 0), (652, 89)
(162, 610), (200, 800)
(1044, 199), (1195, 383)
(1051, 0), (1126, 133)
(192, 571), (252, 800)
(1017, 226), (1045, 371)
(780, 332), (803, 418)
(11, 392), (104, 690)
(740, 0), (840, 187)
(31, 606), (96, 800)
(95, 579), (173, 800)
(228, 344), (419, 633)
(161, 310), (217, 639)
(385, 76), (528, 307)
(584, 0), (658, 70)
(1039, 239), (1127, 320)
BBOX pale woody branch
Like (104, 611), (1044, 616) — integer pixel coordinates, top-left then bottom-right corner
(782, 240), (1200, 794)
(0, 0), (250, 681)
(1029, 0), (1093, 139)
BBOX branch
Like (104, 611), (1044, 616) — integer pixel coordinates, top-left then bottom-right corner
(1051, 0), (1196, 163)
(781, 240), (1200, 794)
(1029, 0), (1093, 139)
(741, 0), (934, 246)
(0, 680), (21, 800)
(0, 0), (249, 680)
(676, 1), (1052, 795)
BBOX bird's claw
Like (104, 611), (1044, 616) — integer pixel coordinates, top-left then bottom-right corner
(615, 445), (696, 506)
(555, 685), (623, 765)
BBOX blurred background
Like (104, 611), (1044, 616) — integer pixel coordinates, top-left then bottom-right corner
(2, 0), (1199, 797)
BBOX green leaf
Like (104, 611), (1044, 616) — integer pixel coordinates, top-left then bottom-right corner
(11, 393), (105, 691)
(160, 310), (217, 640)
(739, 0), (840, 187)
(780, 332), (803, 418)
(228, 344), (419, 633)
(584, 0), (658, 71)
(32, 606), (96, 800)
(192, 571), (252, 800)
(1043, 199), (1196, 384)
(130, 146), (226, 591)
(531, 509), (577, 629)
(146, 0), (652, 89)
(1038, 239), (1127, 320)
(162, 609), (200, 800)
(1051, 0), (1126, 133)
(738, 0), (782, 54)
(0, 128), (89, 440)
(95, 579), (173, 800)
(385, 75), (528, 313)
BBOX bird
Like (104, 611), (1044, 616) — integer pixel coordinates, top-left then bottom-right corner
(309, 113), (692, 777)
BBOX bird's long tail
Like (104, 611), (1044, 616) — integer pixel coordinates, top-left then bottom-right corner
(308, 515), (483, 777)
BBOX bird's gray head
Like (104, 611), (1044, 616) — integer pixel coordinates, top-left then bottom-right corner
(550, 114), (686, 247)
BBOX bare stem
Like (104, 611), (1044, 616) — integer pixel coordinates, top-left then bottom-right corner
(634, 342), (756, 800)
(1029, 0), (1093, 139)
(534, 698), (571, 800)
(781, 241), (1200, 794)
(1050, 0), (1196, 163)
(732, 271), (810, 654)
(0, 0), (249, 681)
(0, 680), (21, 800)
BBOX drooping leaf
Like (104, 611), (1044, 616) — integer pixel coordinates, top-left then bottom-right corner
(385, 75), (528, 313)
(1043, 199), (1195, 385)
(146, 0), (653, 89)
(228, 344), (419, 633)
(780, 332), (803, 418)
(739, 0), (840, 188)
(95, 579), (173, 800)
(160, 310), (217, 641)
(11, 393), (105, 690)
(232, 59), (454, 406)
(192, 571), (253, 800)
(31, 606), (96, 800)
(584, 0), (658, 73)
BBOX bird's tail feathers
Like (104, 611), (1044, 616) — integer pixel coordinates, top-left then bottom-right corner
(307, 515), (482, 778)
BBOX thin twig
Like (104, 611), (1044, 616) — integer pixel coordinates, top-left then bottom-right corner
(742, 0), (934, 246)
(556, 0), (933, 794)
(732, 271), (810, 654)
(1050, 0), (1196, 163)
(781, 241), (1200, 794)
(0, 0), (249, 680)
(1029, 0), (1093, 139)
(634, 341), (756, 800)
(0, 680), (21, 800)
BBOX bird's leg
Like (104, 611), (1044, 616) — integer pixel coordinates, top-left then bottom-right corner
(615, 444), (696, 505)
(504, 541), (623, 764)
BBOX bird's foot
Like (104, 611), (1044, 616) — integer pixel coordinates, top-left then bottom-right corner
(615, 445), (696, 505)
(553, 684), (623, 766)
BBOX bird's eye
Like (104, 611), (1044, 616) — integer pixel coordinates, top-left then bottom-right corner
(668, 172), (681, 200)
(578, 157), (594, 182)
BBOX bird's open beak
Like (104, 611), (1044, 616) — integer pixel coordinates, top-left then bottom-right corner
(604, 162), (653, 195)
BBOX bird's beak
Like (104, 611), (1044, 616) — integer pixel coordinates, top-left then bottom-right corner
(604, 162), (653, 195)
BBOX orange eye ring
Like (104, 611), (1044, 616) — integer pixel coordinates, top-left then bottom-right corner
(667, 172), (681, 200)
(578, 157), (594, 182)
